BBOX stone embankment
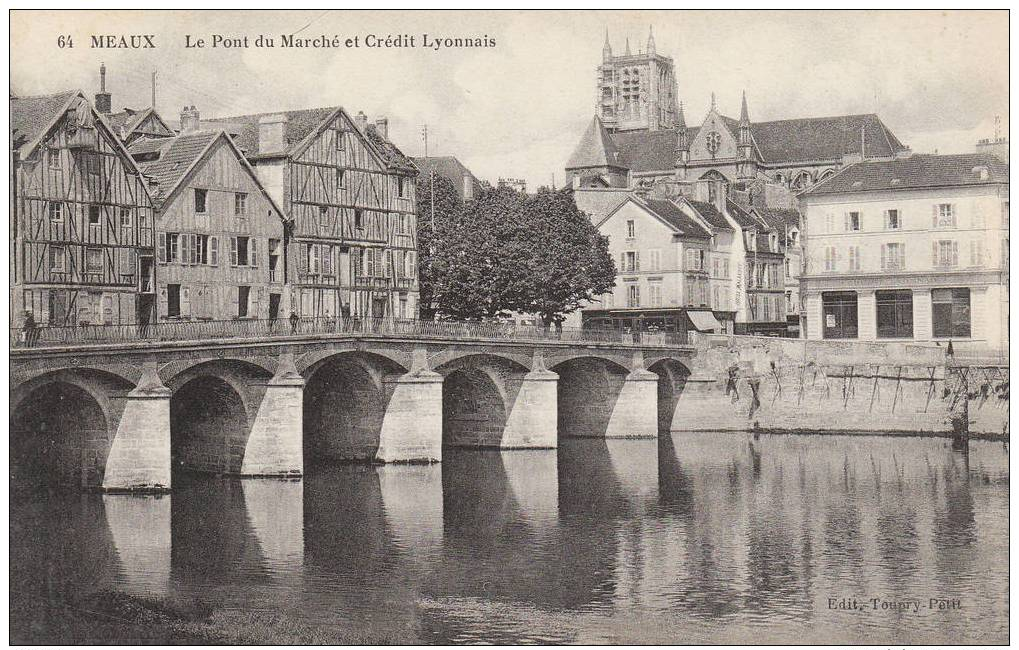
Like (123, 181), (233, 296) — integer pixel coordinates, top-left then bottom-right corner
(678, 334), (1008, 439)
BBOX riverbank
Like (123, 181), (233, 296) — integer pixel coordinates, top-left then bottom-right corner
(10, 589), (409, 645)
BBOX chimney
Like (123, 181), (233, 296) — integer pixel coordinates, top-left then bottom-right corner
(94, 63), (112, 114)
(179, 105), (200, 134)
(462, 172), (474, 201)
(355, 111), (368, 133)
(258, 114), (288, 153)
(374, 117), (389, 140)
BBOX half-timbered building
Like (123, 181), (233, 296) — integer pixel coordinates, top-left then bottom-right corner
(11, 90), (155, 327)
(203, 108), (419, 320)
(128, 126), (286, 322)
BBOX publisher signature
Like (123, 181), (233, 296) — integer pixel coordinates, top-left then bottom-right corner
(827, 597), (963, 613)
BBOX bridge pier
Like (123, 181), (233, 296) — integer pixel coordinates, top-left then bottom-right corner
(501, 352), (558, 449)
(376, 348), (444, 463)
(604, 353), (659, 439)
(103, 361), (172, 492)
(240, 353), (305, 476)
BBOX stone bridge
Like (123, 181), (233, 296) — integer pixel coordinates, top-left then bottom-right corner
(10, 331), (696, 491)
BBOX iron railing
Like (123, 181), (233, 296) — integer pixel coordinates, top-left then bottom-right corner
(10, 316), (690, 349)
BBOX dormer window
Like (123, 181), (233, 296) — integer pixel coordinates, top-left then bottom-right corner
(47, 148), (60, 169)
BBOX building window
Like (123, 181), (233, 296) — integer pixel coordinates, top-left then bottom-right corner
(50, 246), (66, 272)
(846, 246), (861, 271)
(85, 247), (103, 273)
(355, 209), (364, 229)
(649, 249), (661, 271)
(337, 169), (345, 188)
(934, 203), (955, 228)
(162, 233), (180, 263)
(723, 259), (729, 279)
(845, 211), (861, 231)
(88, 205), (101, 226)
(885, 209), (900, 230)
(649, 282), (662, 307)
(970, 240), (984, 267)
(119, 207), (131, 228)
(398, 177), (408, 198)
(48, 201), (63, 223)
(823, 246), (837, 272)
(932, 288), (970, 338)
(83, 152), (101, 176)
(822, 291), (858, 339)
(933, 240), (958, 268)
(233, 236), (250, 266)
(686, 249), (704, 271)
(881, 243), (905, 270)
(47, 148), (60, 169)
(336, 130), (345, 150)
(319, 205), (329, 227)
(627, 284), (640, 308)
(405, 251), (416, 278)
(167, 284), (181, 317)
(235, 193), (247, 216)
(876, 290), (913, 338)
(622, 251), (638, 272)
(237, 286), (250, 318)
(626, 219), (635, 238)
(194, 188), (207, 214)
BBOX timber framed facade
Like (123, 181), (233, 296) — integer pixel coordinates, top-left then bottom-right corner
(205, 107), (420, 320)
(130, 130), (286, 322)
(11, 90), (155, 327)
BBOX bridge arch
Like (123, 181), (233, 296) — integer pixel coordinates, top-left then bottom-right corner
(436, 354), (530, 448)
(648, 358), (692, 434)
(551, 356), (631, 438)
(10, 368), (132, 489)
(303, 351), (407, 462)
(166, 359), (272, 475)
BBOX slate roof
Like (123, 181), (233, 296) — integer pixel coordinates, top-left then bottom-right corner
(203, 106), (415, 172)
(411, 155), (484, 199)
(132, 130), (220, 208)
(570, 112), (909, 173)
(567, 116), (627, 169)
(640, 198), (711, 239)
(802, 153), (1009, 196)
(106, 108), (146, 135)
(10, 90), (78, 152)
(688, 199), (734, 232)
(754, 207), (800, 231)
(725, 197), (760, 229)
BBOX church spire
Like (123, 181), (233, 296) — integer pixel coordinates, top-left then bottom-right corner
(677, 101), (687, 129)
(740, 89), (750, 123)
(675, 101), (690, 171)
(646, 26), (655, 55)
(602, 28), (612, 61)
(625, 37), (631, 56)
(710, 91), (716, 111)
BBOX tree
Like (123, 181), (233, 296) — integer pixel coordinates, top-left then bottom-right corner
(415, 172), (463, 319)
(509, 188), (616, 327)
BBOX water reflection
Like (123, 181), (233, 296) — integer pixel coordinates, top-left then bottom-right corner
(9, 432), (1010, 645)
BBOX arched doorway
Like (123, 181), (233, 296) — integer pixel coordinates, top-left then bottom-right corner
(170, 376), (249, 475)
(11, 381), (109, 488)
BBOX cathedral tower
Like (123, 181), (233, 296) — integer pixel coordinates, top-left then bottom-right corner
(596, 27), (679, 133)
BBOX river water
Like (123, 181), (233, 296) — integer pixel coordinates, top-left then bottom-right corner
(10, 433), (1009, 644)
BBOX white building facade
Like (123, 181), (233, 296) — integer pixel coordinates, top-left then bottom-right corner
(799, 153), (1009, 356)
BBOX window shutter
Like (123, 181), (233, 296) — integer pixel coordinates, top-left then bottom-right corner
(230, 237), (238, 267)
(932, 205), (939, 228)
(252, 288), (262, 318)
(932, 241), (938, 266)
(408, 251), (416, 277)
(230, 286), (239, 311)
(951, 241), (958, 267)
(158, 232), (166, 263)
(250, 238), (258, 267)
(376, 249), (384, 275)
(635, 251), (640, 271)
(323, 245), (333, 275)
(620, 252), (625, 270)
(210, 236), (219, 266)
(384, 250), (392, 277)
(181, 286), (191, 317)
(844, 212), (849, 231)
(158, 286), (168, 318)
(950, 205), (957, 228)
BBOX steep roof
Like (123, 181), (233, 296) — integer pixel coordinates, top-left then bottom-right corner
(576, 112), (910, 173)
(567, 116), (626, 169)
(10, 90), (78, 152)
(725, 197), (761, 229)
(411, 155), (483, 199)
(131, 130), (220, 208)
(640, 198), (712, 239)
(802, 153), (1009, 196)
(754, 207), (800, 231)
(687, 199), (734, 232)
(203, 106), (415, 173)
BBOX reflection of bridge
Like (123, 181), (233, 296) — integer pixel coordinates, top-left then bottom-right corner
(10, 318), (695, 491)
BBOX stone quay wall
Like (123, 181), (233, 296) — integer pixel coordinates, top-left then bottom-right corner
(677, 334), (1009, 439)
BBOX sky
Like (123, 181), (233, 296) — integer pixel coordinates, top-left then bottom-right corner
(10, 10), (1009, 189)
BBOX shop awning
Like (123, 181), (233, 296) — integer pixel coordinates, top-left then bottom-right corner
(687, 310), (721, 332)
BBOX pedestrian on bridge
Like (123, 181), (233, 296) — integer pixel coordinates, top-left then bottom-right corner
(22, 311), (38, 347)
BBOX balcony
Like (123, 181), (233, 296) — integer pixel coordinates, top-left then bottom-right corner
(394, 277), (415, 291)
